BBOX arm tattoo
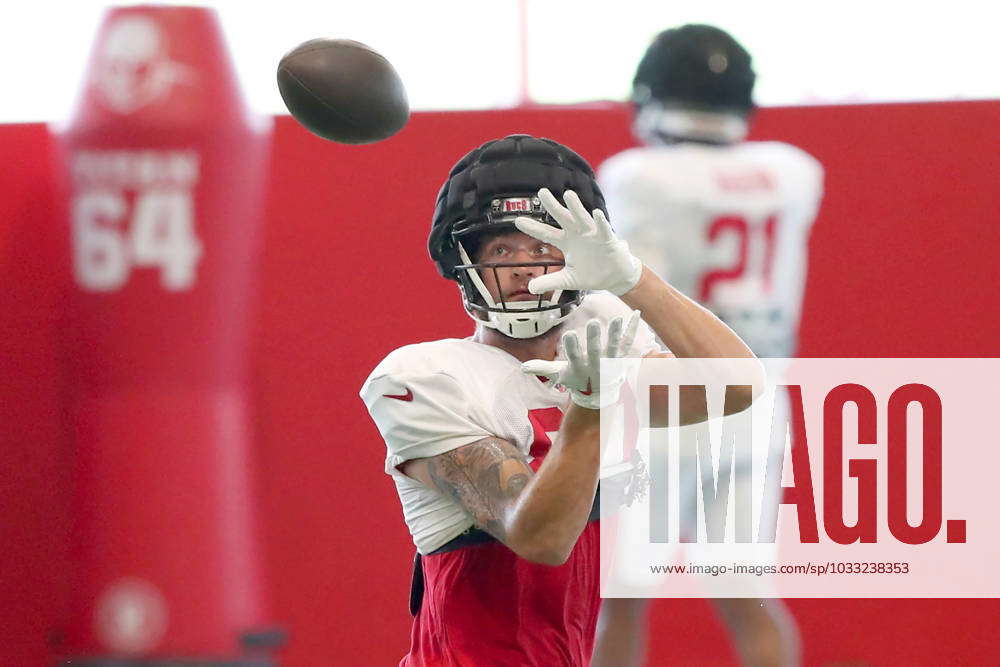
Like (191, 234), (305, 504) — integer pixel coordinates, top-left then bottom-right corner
(425, 437), (532, 540)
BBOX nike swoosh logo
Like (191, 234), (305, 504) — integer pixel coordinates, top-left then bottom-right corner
(383, 388), (413, 402)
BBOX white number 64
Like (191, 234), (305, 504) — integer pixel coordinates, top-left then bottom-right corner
(72, 189), (203, 292)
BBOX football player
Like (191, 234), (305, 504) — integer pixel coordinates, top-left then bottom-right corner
(593, 24), (824, 667)
(361, 134), (756, 665)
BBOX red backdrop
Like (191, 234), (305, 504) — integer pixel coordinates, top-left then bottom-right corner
(2, 101), (999, 666)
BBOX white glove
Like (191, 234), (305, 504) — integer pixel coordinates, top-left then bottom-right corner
(514, 188), (643, 296)
(520, 310), (641, 410)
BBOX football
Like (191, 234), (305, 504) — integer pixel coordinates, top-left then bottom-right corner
(277, 38), (409, 144)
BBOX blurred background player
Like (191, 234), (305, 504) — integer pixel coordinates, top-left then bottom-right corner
(593, 24), (824, 667)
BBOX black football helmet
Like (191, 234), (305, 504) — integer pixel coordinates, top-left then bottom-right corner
(429, 134), (606, 338)
(632, 24), (756, 144)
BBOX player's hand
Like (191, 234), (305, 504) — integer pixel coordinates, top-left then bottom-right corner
(520, 310), (641, 410)
(514, 188), (643, 296)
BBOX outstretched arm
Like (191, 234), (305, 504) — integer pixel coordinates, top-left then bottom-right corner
(623, 265), (753, 359)
(626, 267), (758, 425)
(401, 314), (638, 565)
(400, 404), (599, 566)
(517, 188), (758, 422)
(517, 187), (753, 361)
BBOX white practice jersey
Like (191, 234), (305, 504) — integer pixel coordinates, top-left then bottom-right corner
(359, 292), (663, 554)
(599, 141), (823, 357)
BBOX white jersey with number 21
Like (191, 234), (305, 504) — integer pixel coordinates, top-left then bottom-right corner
(599, 141), (823, 357)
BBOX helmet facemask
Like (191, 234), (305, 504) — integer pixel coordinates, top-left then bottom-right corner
(452, 195), (583, 339)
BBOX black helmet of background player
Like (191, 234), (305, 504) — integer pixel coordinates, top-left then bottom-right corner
(429, 134), (606, 339)
(632, 24), (756, 145)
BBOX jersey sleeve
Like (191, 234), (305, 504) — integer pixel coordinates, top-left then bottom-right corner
(360, 370), (493, 473)
(598, 151), (653, 240)
(794, 147), (825, 227)
(598, 151), (684, 281)
(788, 144), (825, 199)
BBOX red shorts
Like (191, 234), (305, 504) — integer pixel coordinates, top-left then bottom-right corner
(402, 520), (601, 666)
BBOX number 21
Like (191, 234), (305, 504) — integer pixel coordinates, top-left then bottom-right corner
(698, 214), (777, 301)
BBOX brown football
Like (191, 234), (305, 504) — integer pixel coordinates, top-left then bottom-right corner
(277, 38), (409, 144)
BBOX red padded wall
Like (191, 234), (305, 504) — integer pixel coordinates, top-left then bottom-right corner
(2, 100), (999, 666)
(0, 123), (72, 666)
